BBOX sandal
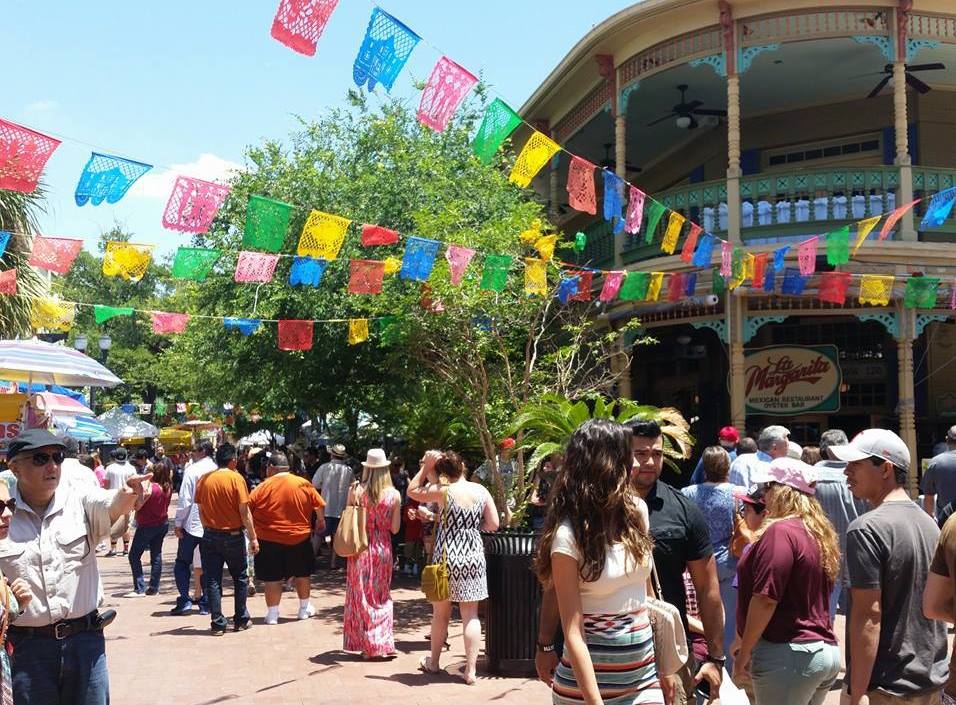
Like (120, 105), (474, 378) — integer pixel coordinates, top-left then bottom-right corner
(418, 656), (441, 674)
(456, 664), (476, 686)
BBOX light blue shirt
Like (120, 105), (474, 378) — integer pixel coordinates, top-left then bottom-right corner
(728, 450), (771, 489)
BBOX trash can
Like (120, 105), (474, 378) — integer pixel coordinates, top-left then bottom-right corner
(483, 529), (541, 676)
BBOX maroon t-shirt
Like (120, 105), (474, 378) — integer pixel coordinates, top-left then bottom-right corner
(736, 517), (836, 644)
(135, 483), (172, 528)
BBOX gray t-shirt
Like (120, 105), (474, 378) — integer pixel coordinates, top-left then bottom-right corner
(921, 451), (956, 516)
(845, 500), (948, 697)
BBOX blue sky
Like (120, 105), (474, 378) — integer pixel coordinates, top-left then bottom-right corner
(3, 0), (634, 257)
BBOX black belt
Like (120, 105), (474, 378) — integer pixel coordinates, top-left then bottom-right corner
(10, 610), (99, 640)
(205, 528), (243, 536)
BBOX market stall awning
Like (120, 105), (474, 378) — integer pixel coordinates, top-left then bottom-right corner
(159, 428), (193, 448)
(97, 408), (158, 439)
(53, 414), (113, 443)
(0, 340), (122, 387)
(34, 391), (93, 417)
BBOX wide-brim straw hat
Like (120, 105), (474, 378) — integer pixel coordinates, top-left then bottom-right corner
(329, 443), (347, 457)
(362, 448), (390, 468)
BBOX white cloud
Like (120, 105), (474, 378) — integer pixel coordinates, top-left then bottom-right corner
(25, 100), (58, 113)
(130, 152), (243, 200)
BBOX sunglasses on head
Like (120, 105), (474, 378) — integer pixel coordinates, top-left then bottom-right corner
(27, 451), (65, 467)
(0, 498), (15, 513)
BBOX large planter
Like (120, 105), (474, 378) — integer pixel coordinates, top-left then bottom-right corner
(482, 529), (541, 676)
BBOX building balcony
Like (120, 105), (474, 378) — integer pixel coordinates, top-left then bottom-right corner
(576, 165), (956, 270)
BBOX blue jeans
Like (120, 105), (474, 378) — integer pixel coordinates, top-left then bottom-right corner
(10, 628), (109, 705)
(718, 574), (738, 675)
(173, 531), (208, 609)
(128, 523), (168, 593)
(200, 530), (250, 631)
(751, 639), (840, 705)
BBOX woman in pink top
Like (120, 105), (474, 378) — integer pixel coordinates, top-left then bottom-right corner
(125, 463), (168, 597)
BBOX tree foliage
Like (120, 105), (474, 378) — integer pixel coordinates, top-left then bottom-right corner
(0, 189), (53, 336)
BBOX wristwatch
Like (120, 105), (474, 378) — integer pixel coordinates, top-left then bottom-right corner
(536, 642), (555, 653)
(704, 654), (726, 667)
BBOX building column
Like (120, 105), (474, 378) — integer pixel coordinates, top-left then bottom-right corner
(894, 5), (917, 241)
(728, 294), (746, 433)
(896, 307), (918, 495)
(720, 0), (742, 244)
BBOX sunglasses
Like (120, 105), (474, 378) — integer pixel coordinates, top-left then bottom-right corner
(0, 498), (15, 513)
(28, 451), (65, 467)
(738, 502), (766, 515)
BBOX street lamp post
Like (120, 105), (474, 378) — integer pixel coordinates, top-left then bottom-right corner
(73, 334), (111, 413)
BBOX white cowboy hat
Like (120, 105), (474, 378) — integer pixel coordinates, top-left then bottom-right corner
(362, 448), (390, 468)
(329, 443), (347, 457)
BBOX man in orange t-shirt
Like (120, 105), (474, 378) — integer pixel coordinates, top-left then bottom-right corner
(194, 443), (259, 635)
(250, 452), (326, 624)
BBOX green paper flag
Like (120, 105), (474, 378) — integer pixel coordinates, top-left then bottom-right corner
(732, 247), (746, 281)
(472, 99), (523, 165)
(154, 399), (167, 417)
(378, 316), (399, 345)
(903, 276), (940, 308)
(713, 268), (726, 295)
(826, 226), (850, 266)
(480, 254), (513, 292)
(94, 305), (134, 325)
(171, 247), (222, 282)
(643, 201), (667, 244)
(619, 271), (650, 300)
(244, 195), (293, 252)
(574, 232), (587, 252)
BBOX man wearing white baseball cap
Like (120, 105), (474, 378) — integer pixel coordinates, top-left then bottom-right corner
(831, 428), (948, 705)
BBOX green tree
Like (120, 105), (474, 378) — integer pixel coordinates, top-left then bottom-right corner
(0, 190), (51, 336)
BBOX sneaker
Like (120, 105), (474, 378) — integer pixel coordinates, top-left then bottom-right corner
(198, 606), (210, 616)
(145, 587), (158, 596)
(264, 612), (279, 626)
(297, 603), (316, 620)
(211, 626), (226, 636)
(248, 584), (256, 596)
(170, 604), (193, 616)
(104, 551), (117, 558)
(234, 620), (252, 632)
(123, 591), (145, 598)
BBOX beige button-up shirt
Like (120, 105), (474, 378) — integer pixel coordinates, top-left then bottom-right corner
(0, 484), (115, 627)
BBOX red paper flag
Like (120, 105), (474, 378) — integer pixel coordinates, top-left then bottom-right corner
(29, 236), (83, 274)
(348, 259), (385, 294)
(668, 273), (684, 302)
(270, 0), (339, 56)
(753, 252), (769, 286)
(152, 311), (190, 334)
(879, 199), (921, 240)
(278, 319), (313, 351)
(818, 271), (851, 304)
(680, 223), (702, 263)
(0, 268), (16, 296)
(0, 118), (61, 193)
(568, 270), (594, 302)
(566, 156), (597, 215)
(361, 224), (400, 246)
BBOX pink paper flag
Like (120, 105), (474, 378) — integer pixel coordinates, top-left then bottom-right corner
(162, 176), (231, 234)
(0, 118), (61, 193)
(951, 278), (956, 310)
(0, 268), (16, 296)
(29, 236), (83, 274)
(152, 311), (190, 334)
(720, 241), (733, 277)
(625, 186), (645, 234)
(445, 245), (476, 285)
(798, 237), (819, 275)
(879, 199), (921, 240)
(417, 56), (478, 133)
(234, 251), (280, 283)
(566, 156), (597, 215)
(680, 223), (702, 263)
(270, 0), (339, 56)
(599, 271), (624, 302)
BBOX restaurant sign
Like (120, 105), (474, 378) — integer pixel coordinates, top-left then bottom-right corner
(744, 345), (841, 415)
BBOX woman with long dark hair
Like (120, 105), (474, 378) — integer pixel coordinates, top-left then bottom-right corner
(535, 419), (660, 705)
(125, 460), (173, 597)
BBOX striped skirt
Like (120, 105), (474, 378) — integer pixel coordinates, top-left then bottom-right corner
(552, 608), (663, 705)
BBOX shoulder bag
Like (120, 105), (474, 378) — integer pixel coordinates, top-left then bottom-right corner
(645, 558), (689, 676)
(333, 483), (369, 558)
(420, 490), (450, 603)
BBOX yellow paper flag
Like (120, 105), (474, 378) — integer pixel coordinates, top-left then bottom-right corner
(509, 132), (560, 188)
(31, 297), (75, 332)
(383, 257), (401, 275)
(102, 241), (154, 282)
(297, 210), (352, 260)
(646, 272), (664, 301)
(524, 258), (547, 296)
(859, 274), (894, 306)
(519, 220), (542, 246)
(348, 318), (369, 345)
(534, 234), (557, 261)
(853, 215), (882, 254)
(661, 212), (685, 255)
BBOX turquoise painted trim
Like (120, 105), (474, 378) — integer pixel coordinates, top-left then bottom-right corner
(851, 35), (894, 62)
(907, 39), (940, 63)
(915, 313), (949, 337)
(744, 315), (786, 344)
(689, 54), (726, 78)
(620, 83), (640, 114)
(691, 320), (728, 343)
(738, 44), (780, 74)
(856, 312), (899, 340)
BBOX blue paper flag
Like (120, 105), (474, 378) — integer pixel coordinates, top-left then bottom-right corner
(557, 276), (580, 304)
(120, 403), (137, 414)
(0, 231), (10, 260)
(400, 236), (440, 281)
(472, 315), (493, 332)
(781, 267), (807, 295)
(353, 7), (421, 92)
(684, 272), (697, 296)
(920, 186), (956, 229)
(763, 266), (776, 292)
(692, 234), (715, 268)
(289, 256), (328, 287)
(774, 246), (790, 272)
(602, 170), (626, 235)
(74, 152), (152, 206)
(223, 317), (261, 336)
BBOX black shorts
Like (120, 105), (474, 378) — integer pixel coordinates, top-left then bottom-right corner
(254, 538), (315, 581)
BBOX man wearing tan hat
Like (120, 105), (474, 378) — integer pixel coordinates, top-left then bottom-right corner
(311, 443), (354, 569)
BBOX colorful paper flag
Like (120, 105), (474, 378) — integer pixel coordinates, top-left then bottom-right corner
(270, 0), (339, 56)
(31, 298), (75, 332)
(859, 275), (894, 306)
(646, 272), (664, 301)
(524, 258), (547, 296)
(297, 209), (351, 260)
(556, 276), (578, 305)
(0, 118), (61, 193)
(288, 256), (328, 287)
(244, 195), (292, 252)
(162, 176), (231, 234)
(680, 224), (702, 263)
(74, 153), (151, 207)
(642, 200), (666, 244)
(445, 245), (475, 285)
(383, 257), (401, 276)
(234, 251), (280, 283)
(797, 237), (818, 276)
(603, 170), (626, 235)
(348, 319), (369, 345)
(684, 272), (697, 296)
(762, 266), (775, 293)
(353, 8), (420, 92)
(152, 311), (189, 335)
(818, 271), (851, 304)
(509, 131), (560, 188)
(29, 236), (83, 274)
(0, 231), (10, 260)
(417, 56), (477, 132)
(825, 226), (850, 266)
(668, 273), (684, 302)
(348, 259), (385, 294)
(472, 99), (521, 165)
(94, 305), (134, 324)
(853, 215), (882, 253)
(720, 241), (733, 277)
(599, 271), (624, 302)
(378, 316), (399, 345)
(171, 247), (221, 282)
(278, 319), (313, 350)
(904, 276), (940, 309)
(753, 253), (769, 287)
(0, 268), (16, 296)
(712, 269), (726, 295)
(102, 241), (154, 282)
(223, 317), (262, 336)
(479, 254), (512, 292)
(920, 187), (956, 229)
(773, 246), (789, 272)
(661, 212), (685, 255)
(781, 268), (807, 295)
(619, 271), (649, 300)
(534, 234), (556, 261)
(625, 186), (645, 235)
(361, 224), (399, 246)
(879, 199), (920, 240)
(400, 237), (441, 281)
(574, 232), (586, 252)
(692, 234), (715, 268)
(568, 270), (594, 302)
(566, 156), (596, 215)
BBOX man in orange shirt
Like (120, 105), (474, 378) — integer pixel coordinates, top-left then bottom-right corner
(194, 443), (259, 636)
(250, 452), (326, 624)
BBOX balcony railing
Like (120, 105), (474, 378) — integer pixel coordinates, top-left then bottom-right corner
(574, 166), (956, 270)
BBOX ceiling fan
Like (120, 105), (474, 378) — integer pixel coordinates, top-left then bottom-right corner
(864, 62), (945, 98)
(646, 84), (727, 129)
(600, 143), (641, 174)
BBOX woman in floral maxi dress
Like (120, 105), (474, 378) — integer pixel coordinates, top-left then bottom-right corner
(343, 449), (402, 659)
